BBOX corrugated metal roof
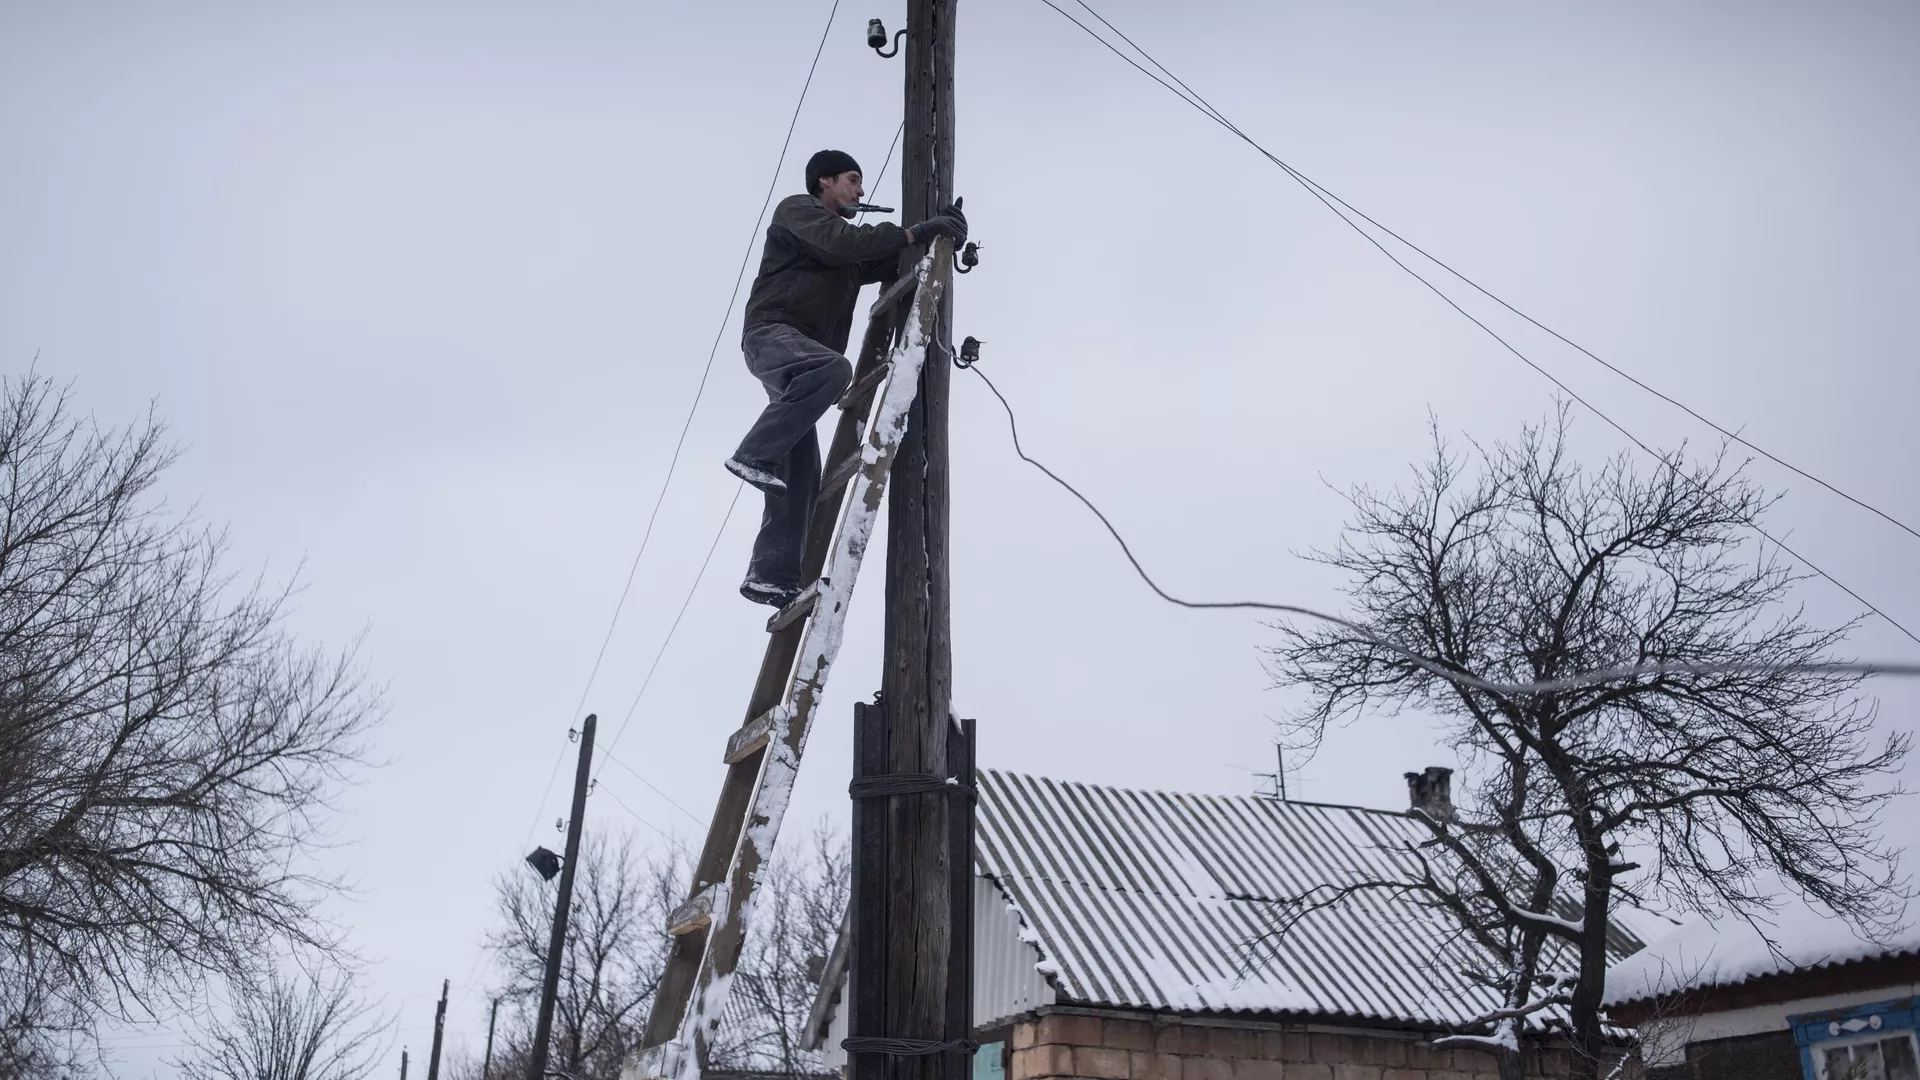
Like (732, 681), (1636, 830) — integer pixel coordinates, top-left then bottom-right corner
(975, 769), (1646, 1029)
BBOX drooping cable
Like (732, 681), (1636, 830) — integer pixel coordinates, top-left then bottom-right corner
(521, 0), (845, 852)
(962, 363), (1920, 694)
(1036, 0), (1919, 646)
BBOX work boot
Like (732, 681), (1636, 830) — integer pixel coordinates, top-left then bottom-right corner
(725, 456), (786, 495)
(740, 577), (801, 609)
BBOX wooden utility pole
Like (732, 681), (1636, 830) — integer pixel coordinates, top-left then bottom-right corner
(482, 997), (501, 1080)
(866, 0), (963, 1079)
(400, 1049), (409, 1080)
(528, 713), (596, 1080)
(426, 980), (449, 1080)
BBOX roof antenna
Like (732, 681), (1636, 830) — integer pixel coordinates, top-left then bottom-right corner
(1255, 742), (1288, 802)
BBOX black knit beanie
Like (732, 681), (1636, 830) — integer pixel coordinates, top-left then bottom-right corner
(805, 149), (862, 195)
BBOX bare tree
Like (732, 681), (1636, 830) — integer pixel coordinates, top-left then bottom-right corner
(722, 824), (850, 1077)
(0, 375), (382, 1045)
(0, 958), (90, 1079)
(1263, 409), (1906, 1080)
(487, 830), (679, 1080)
(173, 969), (389, 1080)
(481, 821), (849, 1080)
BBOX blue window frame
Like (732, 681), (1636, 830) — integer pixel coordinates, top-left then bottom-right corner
(972, 1041), (1005, 1080)
(1789, 996), (1919, 1080)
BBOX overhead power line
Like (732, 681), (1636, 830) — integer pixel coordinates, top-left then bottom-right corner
(1039, 0), (1920, 646)
(598, 781), (700, 863)
(964, 362), (1920, 694)
(857, 121), (906, 224)
(522, 0), (846, 852)
(1051, 0), (1920, 546)
(600, 747), (705, 826)
(598, 482), (743, 763)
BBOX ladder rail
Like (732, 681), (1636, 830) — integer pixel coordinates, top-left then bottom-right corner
(635, 269), (915, 1063)
(631, 240), (952, 1080)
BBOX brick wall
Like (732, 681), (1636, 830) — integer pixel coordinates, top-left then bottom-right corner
(1005, 1009), (1580, 1080)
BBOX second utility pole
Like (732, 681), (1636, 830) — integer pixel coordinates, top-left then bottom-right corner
(527, 713), (596, 1080)
(872, 1), (962, 1080)
(426, 979), (449, 1080)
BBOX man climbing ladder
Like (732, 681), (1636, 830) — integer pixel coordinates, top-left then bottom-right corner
(636, 173), (958, 1080)
(727, 148), (966, 606)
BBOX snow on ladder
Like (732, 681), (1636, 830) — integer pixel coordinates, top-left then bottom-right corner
(628, 239), (953, 1080)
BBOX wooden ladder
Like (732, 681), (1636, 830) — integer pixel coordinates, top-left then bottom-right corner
(630, 238), (953, 1080)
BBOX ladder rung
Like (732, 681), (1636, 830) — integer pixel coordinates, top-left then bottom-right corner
(724, 707), (784, 765)
(765, 579), (822, 634)
(868, 273), (920, 317)
(667, 884), (725, 937)
(817, 452), (863, 507)
(838, 360), (891, 411)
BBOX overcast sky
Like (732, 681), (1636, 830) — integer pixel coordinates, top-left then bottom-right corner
(3, 0), (1917, 1073)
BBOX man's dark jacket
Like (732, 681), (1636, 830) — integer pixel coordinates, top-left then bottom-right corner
(743, 194), (909, 354)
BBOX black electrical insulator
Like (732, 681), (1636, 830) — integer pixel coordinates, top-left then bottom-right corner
(868, 18), (904, 57)
(957, 336), (982, 369)
(955, 241), (981, 273)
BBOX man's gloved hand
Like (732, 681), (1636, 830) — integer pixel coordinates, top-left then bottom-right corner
(912, 197), (968, 245)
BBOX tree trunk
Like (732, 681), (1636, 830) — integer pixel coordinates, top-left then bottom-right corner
(1567, 859), (1615, 1080)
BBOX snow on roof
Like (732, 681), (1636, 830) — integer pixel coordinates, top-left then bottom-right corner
(1604, 792), (1919, 1008)
(977, 769), (1651, 1028)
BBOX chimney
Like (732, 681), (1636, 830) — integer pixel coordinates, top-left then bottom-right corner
(1404, 766), (1454, 820)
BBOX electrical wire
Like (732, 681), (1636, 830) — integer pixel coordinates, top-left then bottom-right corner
(598, 781), (700, 863)
(521, 0), (845, 852)
(1037, 0), (1920, 646)
(1058, 0), (1920, 548)
(575, 484), (737, 836)
(601, 746), (706, 826)
(598, 482), (744, 763)
(857, 121), (907, 225)
(963, 362), (1920, 695)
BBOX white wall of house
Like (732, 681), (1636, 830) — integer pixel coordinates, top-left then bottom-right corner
(974, 876), (1057, 1026)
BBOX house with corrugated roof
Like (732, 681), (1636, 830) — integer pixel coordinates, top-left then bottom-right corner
(805, 768), (1654, 1080)
(1603, 797), (1920, 1080)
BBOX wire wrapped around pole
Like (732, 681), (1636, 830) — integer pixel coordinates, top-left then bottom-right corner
(848, 773), (972, 799)
(842, 1037), (981, 1057)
